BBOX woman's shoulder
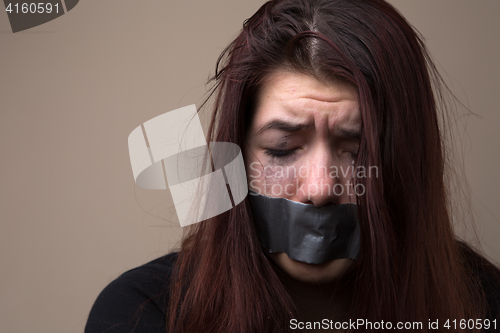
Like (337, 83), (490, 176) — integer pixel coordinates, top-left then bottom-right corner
(85, 252), (179, 333)
(458, 242), (500, 324)
(476, 258), (500, 323)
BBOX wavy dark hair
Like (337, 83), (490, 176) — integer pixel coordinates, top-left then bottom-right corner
(166, 0), (499, 332)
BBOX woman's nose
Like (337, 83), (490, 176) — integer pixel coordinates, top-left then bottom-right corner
(295, 153), (345, 207)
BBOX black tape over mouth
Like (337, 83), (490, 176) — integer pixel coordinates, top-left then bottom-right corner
(248, 190), (360, 264)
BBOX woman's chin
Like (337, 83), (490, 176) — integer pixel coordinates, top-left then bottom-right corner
(269, 252), (355, 284)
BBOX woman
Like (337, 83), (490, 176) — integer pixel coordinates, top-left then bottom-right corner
(85, 0), (500, 332)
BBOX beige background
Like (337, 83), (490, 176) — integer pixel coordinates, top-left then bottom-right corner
(0, 1), (498, 332)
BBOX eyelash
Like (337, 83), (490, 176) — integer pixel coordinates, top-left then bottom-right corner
(264, 148), (299, 158)
(347, 150), (359, 159)
(264, 148), (359, 159)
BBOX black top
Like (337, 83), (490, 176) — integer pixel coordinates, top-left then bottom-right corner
(85, 251), (500, 333)
(85, 253), (178, 333)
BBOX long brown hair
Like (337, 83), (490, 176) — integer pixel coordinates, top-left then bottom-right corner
(166, 0), (495, 331)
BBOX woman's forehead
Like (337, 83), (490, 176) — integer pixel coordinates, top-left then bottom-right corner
(250, 70), (361, 134)
(257, 70), (358, 103)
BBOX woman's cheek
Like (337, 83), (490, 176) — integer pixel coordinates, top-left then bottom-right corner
(245, 160), (266, 194)
(245, 153), (300, 198)
(261, 164), (297, 198)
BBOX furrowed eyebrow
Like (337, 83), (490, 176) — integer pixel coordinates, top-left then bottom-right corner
(256, 120), (313, 135)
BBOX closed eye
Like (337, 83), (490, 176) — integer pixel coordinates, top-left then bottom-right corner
(346, 150), (358, 159)
(264, 148), (299, 158)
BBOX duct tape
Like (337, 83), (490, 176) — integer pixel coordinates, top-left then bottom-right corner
(248, 190), (360, 264)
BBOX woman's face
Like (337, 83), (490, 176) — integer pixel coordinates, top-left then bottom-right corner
(244, 70), (361, 284)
